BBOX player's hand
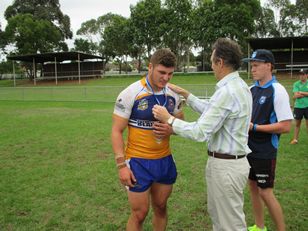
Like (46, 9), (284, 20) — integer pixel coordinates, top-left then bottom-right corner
(118, 166), (136, 187)
(249, 122), (253, 131)
(153, 122), (173, 139)
(152, 105), (171, 123)
(167, 83), (190, 99)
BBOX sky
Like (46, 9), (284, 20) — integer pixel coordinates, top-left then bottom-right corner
(0, 0), (139, 47)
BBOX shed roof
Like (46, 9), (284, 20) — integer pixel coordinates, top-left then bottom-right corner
(248, 36), (308, 50)
(7, 51), (103, 63)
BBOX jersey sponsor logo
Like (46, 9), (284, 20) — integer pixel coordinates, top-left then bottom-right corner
(137, 98), (148, 111)
(259, 96), (267, 104)
(115, 98), (125, 112)
(129, 119), (154, 129)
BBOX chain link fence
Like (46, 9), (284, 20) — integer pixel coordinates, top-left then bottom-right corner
(0, 85), (217, 102)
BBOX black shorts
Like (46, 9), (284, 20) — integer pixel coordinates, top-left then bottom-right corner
(247, 157), (276, 188)
(293, 107), (308, 120)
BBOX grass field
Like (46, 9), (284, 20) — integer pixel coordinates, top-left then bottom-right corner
(0, 75), (307, 230)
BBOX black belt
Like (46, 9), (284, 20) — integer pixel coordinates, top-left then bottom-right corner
(208, 151), (246, 159)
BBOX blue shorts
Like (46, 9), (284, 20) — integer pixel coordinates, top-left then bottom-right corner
(127, 155), (177, 192)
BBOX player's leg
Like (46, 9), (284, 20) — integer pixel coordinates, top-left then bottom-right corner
(304, 107), (308, 133)
(126, 157), (153, 231)
(151, 183), (173, 231)
(249, 180), (265, 228)
(291, 108), (303, 144)
(127, 189), (150, 231)
(247, 157), (266, 230)
(291, 119), (301, 142)
(258, 188), (285, 231)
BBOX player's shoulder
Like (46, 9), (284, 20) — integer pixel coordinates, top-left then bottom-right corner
(166, 86), (181, 99)
(272, 82), (287, 94)
(119, 79), (144, 96)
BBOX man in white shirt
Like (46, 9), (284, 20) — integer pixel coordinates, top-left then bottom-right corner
(153, 38), (252, 231)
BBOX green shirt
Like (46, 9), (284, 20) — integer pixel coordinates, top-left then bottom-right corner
(293, 80), (308, 108)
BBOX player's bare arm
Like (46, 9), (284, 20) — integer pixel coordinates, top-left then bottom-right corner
(251, 120), (292, 134)
(111, 114), (136, 187)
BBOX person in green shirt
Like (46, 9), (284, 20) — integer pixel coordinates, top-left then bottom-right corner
(290, 68), (308, 144)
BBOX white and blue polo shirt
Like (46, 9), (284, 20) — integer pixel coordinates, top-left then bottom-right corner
(248, 76), (293, 159)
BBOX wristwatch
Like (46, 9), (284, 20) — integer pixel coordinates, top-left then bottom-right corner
(167, 116), (175, 126)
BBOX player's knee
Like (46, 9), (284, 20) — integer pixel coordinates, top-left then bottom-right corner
(258, 187), (273, 199)
(152, 202), (167, 216)
(132, 208), (149, 223)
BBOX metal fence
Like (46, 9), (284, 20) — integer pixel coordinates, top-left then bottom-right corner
(0, 85), (215, 102)
(0, 84), (293, 102)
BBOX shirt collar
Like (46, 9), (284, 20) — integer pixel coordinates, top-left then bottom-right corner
(254, 75), (277, 88)
(216, 71), (239, 89)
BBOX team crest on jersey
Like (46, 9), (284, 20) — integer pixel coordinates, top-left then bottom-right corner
(167, 98), (175, 112)
(259, 96), (266, 104)
(138, 98), (148, 110)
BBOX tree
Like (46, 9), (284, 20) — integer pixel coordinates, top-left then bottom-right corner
(253, 7), (280, 38)
(296, 0), (308, 34)
(76, 13), (130, 72)
(162, 0), (194, 71)
(212, 0), (261, 47)
(72, 38), (96, 54)
(192, 0), (261, 70)
(103, 15), (132, 74)
(4, 0), (72, 40)
(279, 3), (302, 36)
(265, 0), (308, 36)
(130, 0), (164, 59)
(191, 0), (216, 71)
(4, 14), (63, 54)
(2, 0), (72, 55)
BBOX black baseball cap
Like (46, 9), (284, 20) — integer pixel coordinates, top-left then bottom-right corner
(242, 49), (275, 64)
(299, 68), (308, 74)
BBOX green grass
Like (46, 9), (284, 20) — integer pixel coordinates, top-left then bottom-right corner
(0, 74), (306, 230)
(0, 98), (307, 230)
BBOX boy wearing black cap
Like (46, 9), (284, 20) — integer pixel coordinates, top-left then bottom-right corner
(243, 49), (293, 231)
(290, 68), (308, 144)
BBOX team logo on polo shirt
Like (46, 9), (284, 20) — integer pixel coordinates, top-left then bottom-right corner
(259, 96), (266, 104)
(137, 98), (148, 111)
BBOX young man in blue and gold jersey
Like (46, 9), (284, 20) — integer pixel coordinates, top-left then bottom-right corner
(111, 48), (184, 231)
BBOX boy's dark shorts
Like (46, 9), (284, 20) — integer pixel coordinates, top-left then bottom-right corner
(247, 156), (276, 188)
(293, 107), (308, 120)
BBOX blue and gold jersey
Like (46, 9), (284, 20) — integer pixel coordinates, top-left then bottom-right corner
(114, 77), (182, 159)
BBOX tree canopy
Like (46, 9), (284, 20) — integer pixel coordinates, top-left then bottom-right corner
(1, 0), (307, 73)
(2, 0), (72, 55)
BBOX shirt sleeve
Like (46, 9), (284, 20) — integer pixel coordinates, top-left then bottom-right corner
(186, 94), (210, 114)
(113, 87), (134, 119)
(172, 92), (183, 116)
(172, 89), (232, 142)
(273, 83), (293, 122)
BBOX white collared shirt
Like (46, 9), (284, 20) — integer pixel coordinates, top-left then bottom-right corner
(172, 71), (252, 155)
